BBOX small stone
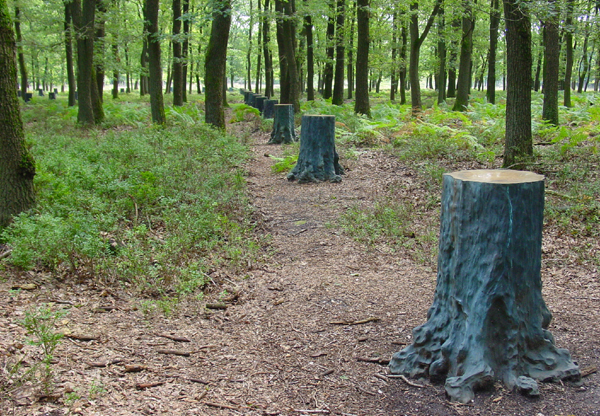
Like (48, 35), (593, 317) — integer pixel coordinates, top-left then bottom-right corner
(516, 376), (540, 397)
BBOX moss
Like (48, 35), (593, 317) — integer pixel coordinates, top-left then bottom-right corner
(18, 150), (36, 180)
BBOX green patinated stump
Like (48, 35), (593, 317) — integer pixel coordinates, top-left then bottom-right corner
(287, 115), (344, 183)
(269, 104), (297, 144)
(389, 170), (580, 403)
(263, 99), (278, 119)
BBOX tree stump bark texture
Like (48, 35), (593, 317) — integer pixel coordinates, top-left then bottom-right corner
(389, 170), (580, 403)
(263, 99), (278, 119)
(269, 104), (297, 144)
(287, 115), (344, 183)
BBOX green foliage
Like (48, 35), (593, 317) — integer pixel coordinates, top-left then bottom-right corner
(269, 143), (300, 173)
(2, 101), (258, 298)
(20, 304), (68, 393)
(229, 103), (261, 123)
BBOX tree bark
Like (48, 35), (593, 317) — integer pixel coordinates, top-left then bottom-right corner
(332, 0), (345, 105)
(14, 6), (27, 101)
(304, 4), (315, 101)
(0, 0), (35, 228)
(182, 0), (190, 102)
(95, 0), (107, 105)
(64, 2), (77, 104)
(172, 0), (184, 106)
(452, 0), (474, 112)
(204, 0), (231, 129)
(72, 0), (96, 125)
(542, 0), (559, 126)
(390, 170), (580, 403)
(263, 0), (273, 98)
(409, 0), (442, 113)
(144, 0), (166, 124)
(486, 0), (500, 104)
(288, 115), (343, 183)
(346, 1), (355, 100)
(354, 0), (370, 116)
(277, 0), (300, 112)
(436, 9), (446, 104)
(503, 0), (532, 168)
(563, 0), (574, 107)
(323, 2), (335, 100)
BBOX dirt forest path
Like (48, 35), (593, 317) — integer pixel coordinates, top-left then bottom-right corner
(2, 128), (599, 416)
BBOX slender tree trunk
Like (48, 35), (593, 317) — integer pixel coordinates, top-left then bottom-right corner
(304, 3), (315, 101)
(399, 21), (407, 104)
(263, 0), (273, 97)
(255, 0), (262, 93)
(72, 0), (96, 124)
(503, 0), (532, 167)
(172, 0), (183, 106)
(391, 12), (398, 101)
(95, 0), (106, 103)
(144, 0), (166, 124)
(533, 47), (542, 92)
(281, 0), (300, 111)
(0, 0), (35, 228)
(332, 0), (345, 105)
(578, 28), (590, 94)
(247, 0), (253, 91)
(140, 39), (148, 96)
(204, 0), (231, 128)
(182, 0), (190, 102)
(112, 40), (119, 99)
(563, 0), (574, 107)
(486, 0), (500, 103)
(14, 7), (27, 101)
(453, 1), (474, 112)
(542, 0), (559, 126)
(63, 3), (76, 105)
(409, 0), (442, 113)
(437, 9), (446, 104)
(323, 2), (335, 99)
(354, 0), (370, 115)
(275, 0), (288, 102)
(347, 1), (355, 99)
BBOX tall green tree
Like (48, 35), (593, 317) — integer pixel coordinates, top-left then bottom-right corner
(354, 0), (370, 115)
(205, 0), (232, 128)
(452, 0), (475, 111)
(0, 0), (35, 228)
(503, 0), (532, 167)
(144, 0), (166, 124)
(542, 0), (559, 126)
(13, 5), (27, 100)
(172, 0), (184, 106)
(332, 0), (345, 105)
(486, 0), (500, 104)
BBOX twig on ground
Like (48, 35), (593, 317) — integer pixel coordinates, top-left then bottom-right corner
(87, 358), (123, 368)
(201, 401), (241, 410)
(206, 303), (228, 310)
(357, 356), (390, 365)
(581, 366), (598, 378)
(0, 249), (12, 260)
(136, 381), (164, 390)
(387, 374), (426, 388)
(156, 348), (191, 357)
(292, 409), (330, 414)
(356, 386), (377, 396)
(329, 317), (380, 326)
(157, 333), (191, 342)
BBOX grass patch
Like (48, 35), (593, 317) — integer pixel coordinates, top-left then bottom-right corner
(2, 99), (258, 298)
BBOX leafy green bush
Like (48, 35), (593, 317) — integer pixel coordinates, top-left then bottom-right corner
(2, 104), (257, 297)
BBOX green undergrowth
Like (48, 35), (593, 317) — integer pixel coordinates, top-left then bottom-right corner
(2, 99), (258, 298)
(301, 91), (600, 270)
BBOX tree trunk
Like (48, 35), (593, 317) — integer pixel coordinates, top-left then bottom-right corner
(542, 0), (559, 126)
(0, 0), (35, 228)
(72, 0), (96, 125)
(332, 0), (345, 105)
(346, 1), (355, 100)
(269, 104), (297, 144)
(277, 0), (300, 112)
(452, 0), (474, 112)
(399, 21), (407, 104)
(563, 0), (574, 107)
(323, 3), (335, 100)
(112, 40), (119, 99)
(409, 0), (442, 113)
(140, 39), (148, 96)
(246, 0), (253, 93)
(533, 47), (542, 92)
(486, 0), (500, 104)
(503, 0), (532, 168)
(263, 98), (278, 119)
(577, 29), (590, 94)
(288, 115), (343, 183)
(390, 11), (398, 101)
(64, 2), (77, 105)
(390, 169), (580, 404)
(95, 0), (107, 104)
(437, 9), (446, 104)
(304, 5), (315, 101)
(172, 0), (184, 106)
(255, 0), (263, 94)
(354, 0), (370, 116)
(144, 0), (166, 124)
(182, 0), (190, 102)
(204, 0), (231, 128)
(263, 0), (273, 98)
(14, 6), (27, 101)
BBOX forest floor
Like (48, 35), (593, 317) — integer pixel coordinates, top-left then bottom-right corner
(1, 120), (600, 416)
